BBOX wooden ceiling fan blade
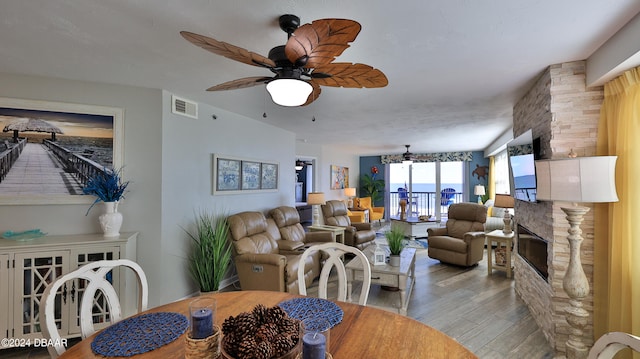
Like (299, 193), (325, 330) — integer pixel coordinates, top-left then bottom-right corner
(301, 82), (322, 106)
(312, 63), (388, 88)
(285, 19), (361, 67)
(181, 31), (276, 68)
(206, 77), (272, 91)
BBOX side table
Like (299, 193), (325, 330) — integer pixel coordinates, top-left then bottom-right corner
(486, 229), (515, 278)
(308, 225), (345, 244)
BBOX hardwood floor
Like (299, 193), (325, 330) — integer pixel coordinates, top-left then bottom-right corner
(3, 245), (554, 358)
(364, 249), (554, 358)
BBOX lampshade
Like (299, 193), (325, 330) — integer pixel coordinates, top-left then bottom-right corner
(494, 194), (515, 208)
(307, 192), (325, 205)
(474, 185), (486, 196)
(344, 187), (356, 197)
(266, 79), (313, 107)
(535, 156), (618, 203)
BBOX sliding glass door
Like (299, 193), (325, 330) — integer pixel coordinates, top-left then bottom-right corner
(388, 161), (464, 220)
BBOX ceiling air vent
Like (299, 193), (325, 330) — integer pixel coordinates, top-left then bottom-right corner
(171, 95), (198, 119)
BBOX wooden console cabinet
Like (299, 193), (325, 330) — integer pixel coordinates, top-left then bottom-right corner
(0, 232), (137, 345)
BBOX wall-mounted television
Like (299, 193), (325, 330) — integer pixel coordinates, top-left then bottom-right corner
(507, 130), (538, 202)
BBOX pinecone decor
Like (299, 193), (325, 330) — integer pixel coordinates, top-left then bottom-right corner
(221, 305), (301, 359)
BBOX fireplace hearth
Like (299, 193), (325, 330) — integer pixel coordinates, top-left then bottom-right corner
(517, 224), (548, 281)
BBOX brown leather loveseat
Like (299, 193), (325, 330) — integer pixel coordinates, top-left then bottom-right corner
(426, 202), (487, 266)
(227, 209), (332, 293)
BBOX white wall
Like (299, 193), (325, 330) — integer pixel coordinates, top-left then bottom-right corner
(296, 142), (360, 203)
(159, 90), (296, 304)
(0, 73), (299, 307)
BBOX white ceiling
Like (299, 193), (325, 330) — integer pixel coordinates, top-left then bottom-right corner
(1, 1), (639, 156)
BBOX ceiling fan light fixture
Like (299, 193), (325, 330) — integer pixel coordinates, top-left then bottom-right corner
(402, 144), (414, 165)
(295, 160), (304, 170)
(266, 78), (312, 106)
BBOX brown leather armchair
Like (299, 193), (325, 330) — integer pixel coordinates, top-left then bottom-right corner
(227, 211), (320, 293)
(269, 206), (334, 249)
(427, 203), (487, 266)
(321, 200), (376, 250)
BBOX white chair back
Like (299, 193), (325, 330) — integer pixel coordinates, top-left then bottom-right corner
(39, 259), (148, 358)
(298, 242), (371, 305)
(588, 332), (640, 359)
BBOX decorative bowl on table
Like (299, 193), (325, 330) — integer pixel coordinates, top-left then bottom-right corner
(219, 304), (302, 359)
(220, 333), (302, 359)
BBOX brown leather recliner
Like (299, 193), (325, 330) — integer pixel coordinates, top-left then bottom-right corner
(227, 211), (319, 293)
(427, 202), (487, 266)
(269, 206), (333, 249)
(321, 200), (376, 250)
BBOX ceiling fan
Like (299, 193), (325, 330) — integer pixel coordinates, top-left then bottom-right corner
(180, 14), (388, 107)
(402, 145), (414, 164)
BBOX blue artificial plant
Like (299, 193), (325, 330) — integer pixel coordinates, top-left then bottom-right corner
(83, 167), (129, 215)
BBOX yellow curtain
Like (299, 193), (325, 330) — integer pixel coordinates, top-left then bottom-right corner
(594, 66), (640, 359)
(488, 156), (496, 200)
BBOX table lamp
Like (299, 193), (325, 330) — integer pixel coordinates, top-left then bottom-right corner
(344, 187), (356, 208)
(307, 192), (326, 226)
(474, 185), (485, 204)
(493, 194), (515, 234)
(535, 156), (618, 359)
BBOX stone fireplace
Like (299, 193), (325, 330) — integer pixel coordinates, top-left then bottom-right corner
(512, 61), (603, 356)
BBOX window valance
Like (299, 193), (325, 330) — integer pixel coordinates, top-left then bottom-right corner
(380, 151), (472, 164)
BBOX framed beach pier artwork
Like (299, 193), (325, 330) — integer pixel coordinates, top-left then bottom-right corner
(0, 97), (123, 205)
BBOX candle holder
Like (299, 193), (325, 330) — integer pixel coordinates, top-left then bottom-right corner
(189, 297), (216, 339)
(302, 318), (331, 359)
(186, 297), (218, 359)
(295, 353), (333, 359)
(185, 324), (220, 359)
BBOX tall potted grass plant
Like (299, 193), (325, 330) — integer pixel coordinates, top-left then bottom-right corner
(185, 210), (232, 293)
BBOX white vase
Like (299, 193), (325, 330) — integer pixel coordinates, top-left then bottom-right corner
(99, 201), (123, 237)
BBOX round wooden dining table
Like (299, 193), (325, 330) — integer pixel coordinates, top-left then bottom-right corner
(58, 290), (477, 358)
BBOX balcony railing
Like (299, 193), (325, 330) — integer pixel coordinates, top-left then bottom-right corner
(389, 191), (463, 217)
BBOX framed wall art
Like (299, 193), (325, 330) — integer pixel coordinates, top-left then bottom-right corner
(215, 158), (241, 191)
(261, 163), (278, 190)
(0, 97), (124, 205)
(241, 161), (261, 190)
(212, 154), (279, 195)
(330, 165), (349, 190)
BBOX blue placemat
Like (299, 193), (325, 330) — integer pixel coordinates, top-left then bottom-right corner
(91, 312), (188, 357)
(278, 297), (343, 331)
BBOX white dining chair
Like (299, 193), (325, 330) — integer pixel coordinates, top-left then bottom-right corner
(297, 242), (371, 305)
(588, 331), (640, 359)
(39, 259), (149, 359)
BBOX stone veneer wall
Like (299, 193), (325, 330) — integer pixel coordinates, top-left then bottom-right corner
(512, 61), (603, 356)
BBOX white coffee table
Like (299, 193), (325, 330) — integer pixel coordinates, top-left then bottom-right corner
(345, 246), (416, 315)
(390, 216), (440, 239)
